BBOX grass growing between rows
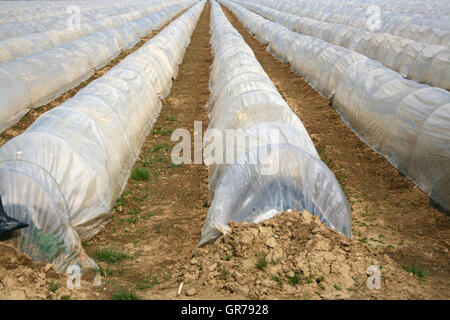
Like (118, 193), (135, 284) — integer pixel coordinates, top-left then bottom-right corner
(255, 255), (268, 271)
(151, 126), (174, 136)
(405, 264), (430, 281)
(94, 248), (129, 263)
(131, 167), (150, 181)
(135, 276), (161, 290)
(48, 281), (60, 293)
(111, 287), (141, 300)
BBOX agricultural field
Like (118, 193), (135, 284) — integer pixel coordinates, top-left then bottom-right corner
(0, 0), (448, 303)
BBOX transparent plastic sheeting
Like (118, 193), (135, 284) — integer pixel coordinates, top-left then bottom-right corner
(244, 0), (450, 46)
(0, 1), (195, 134)
(233, 0), (449, 90)
(0, 1), (188, 62)
(0, 1), (145, 29)
(200, 1), (351, 246)
(0, 1), (181, 40)
(0, 0), (205, 273)
(222, 1), (450, 210)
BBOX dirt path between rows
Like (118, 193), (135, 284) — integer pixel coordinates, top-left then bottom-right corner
(221, 5), (449, 299)
(79, 2), (233, 300)
(0, 8), (189, 148)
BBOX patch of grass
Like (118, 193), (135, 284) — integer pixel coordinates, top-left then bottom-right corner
(93, 265), (106, 277)
(333, 284), (342, 291)
(154, 224), (162, 234)
(60, 295), (71, 300)
(136, 276), (161, 290)
(152, 126), (174, 136)
(151, 143), (170, 152)
(133, 194), (148, 202)
(256, 255), (268, 271)
(219, 266), (229, 280)
(370, 237), (385, 244)
(166, 113), (177, 121)
(286, 271), (301, 286)
(48, 281), (60, 293)
(114, 191), (130, 210)
(144, 154), (167, 165)
(127, 218), (138, 224)
(305, 273), (314, 284)
(152, 222), (171, 237)
(94, 247), (129, 263)
(358, 236), (368, 243)
(105, 268), (115, 276)
(405, 264), (430, 280)
(224, 255), (233, 261)
(131, 167), (150, 181)
(111, 288), (141, 300)
(272, 274), (283, 285)
(128, 209), (140, 215)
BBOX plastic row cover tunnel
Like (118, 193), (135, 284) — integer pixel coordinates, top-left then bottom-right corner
(0, 1), (196, 134)
(0, 0), (149, 22)
(0, 0), (206, 273)
(233, 0), (449, 90)
(249, 0), (450, 46)
(261, 0), (449, 23)
(222, 1), (450, 210)
(0, 0), (178, 40)
(200, 1), (351, 246)
(0, 0), (189, 63)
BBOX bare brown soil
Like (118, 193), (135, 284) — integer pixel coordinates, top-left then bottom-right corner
(0, 3), (448, 300)
(78, 2), (216, 300)
(0, 243), (94, 300)
(184, 210), (436, 300)
(0, 9), (189, 148)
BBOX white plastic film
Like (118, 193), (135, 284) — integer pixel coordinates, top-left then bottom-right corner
(200, 1), (351, 246)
